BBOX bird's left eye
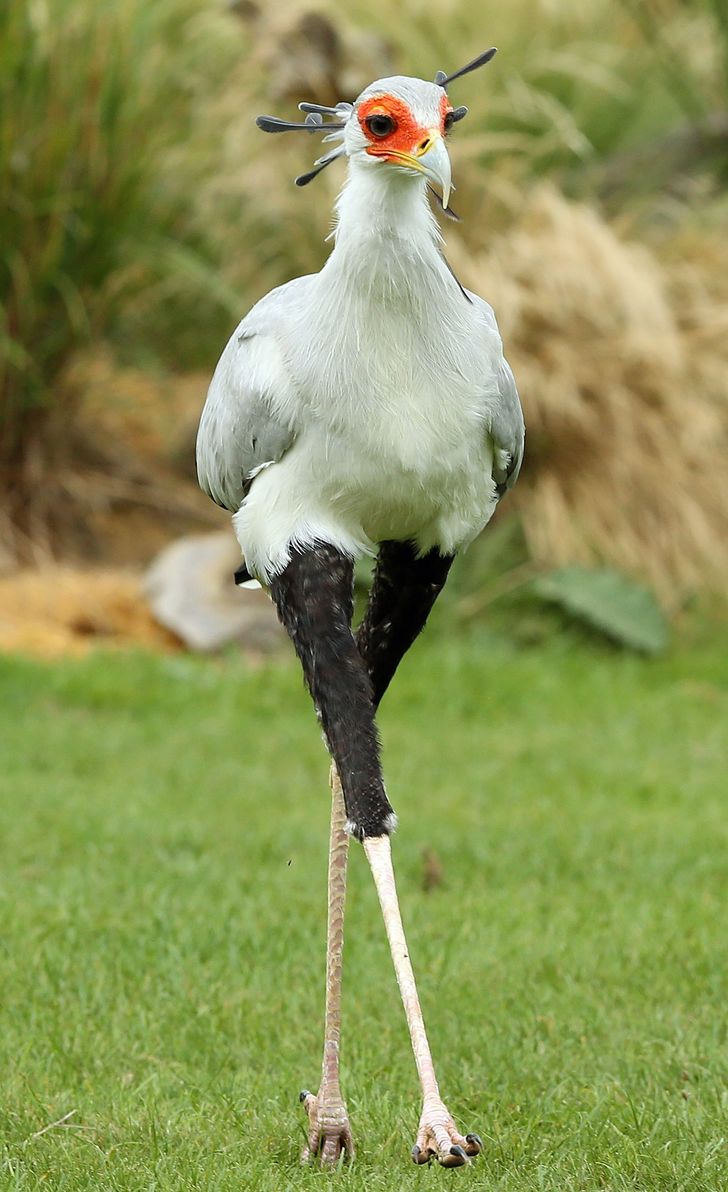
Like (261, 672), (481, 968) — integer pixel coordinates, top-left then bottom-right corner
(365, 113), (396, 138)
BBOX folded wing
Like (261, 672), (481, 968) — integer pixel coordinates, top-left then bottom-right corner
(489, 356), (524, 496)
(196, 297), (300, 513)
(469, 293), (525, 497)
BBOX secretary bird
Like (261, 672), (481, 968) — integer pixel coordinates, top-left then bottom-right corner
(196, 47), (524, 1169)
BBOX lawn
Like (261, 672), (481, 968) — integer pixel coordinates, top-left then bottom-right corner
(0, 622), (726, 1190)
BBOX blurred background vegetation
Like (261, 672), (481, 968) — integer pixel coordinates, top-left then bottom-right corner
(1, 0), (727, 649)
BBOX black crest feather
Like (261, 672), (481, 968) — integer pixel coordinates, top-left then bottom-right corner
(435, 47), (497, 89)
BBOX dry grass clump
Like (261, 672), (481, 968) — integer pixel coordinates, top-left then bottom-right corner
(447, 187), (728, 603)
(0, 570), (180, 658)
(0, 350), (222, 569)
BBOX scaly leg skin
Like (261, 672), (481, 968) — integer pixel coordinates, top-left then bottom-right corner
(363, 835), (483, 1168)
(300, 764), (355, 1166)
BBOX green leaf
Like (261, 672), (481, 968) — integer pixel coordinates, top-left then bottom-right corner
(534, 566), (669, 654)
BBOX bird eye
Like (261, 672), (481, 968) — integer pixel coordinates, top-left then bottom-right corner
(365, 113), (396, 138)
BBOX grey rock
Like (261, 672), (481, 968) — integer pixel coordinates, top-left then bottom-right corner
(144, 532), (283, 652)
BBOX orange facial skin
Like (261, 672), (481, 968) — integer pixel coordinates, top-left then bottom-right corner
(358, 93), (453, 159)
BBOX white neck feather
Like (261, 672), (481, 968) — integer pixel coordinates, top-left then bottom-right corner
(332, 160), (441, 247)
(322, 160), (447, 299)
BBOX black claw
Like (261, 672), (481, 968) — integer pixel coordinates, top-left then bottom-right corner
(299, 1089), (313, 1104)
(465, 1132), (483, 1154)
(440, 1144), (468, 1168)
(412, 1144), (431, 1165)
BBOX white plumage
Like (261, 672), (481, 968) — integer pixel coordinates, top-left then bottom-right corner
(196, 75), (523, 582)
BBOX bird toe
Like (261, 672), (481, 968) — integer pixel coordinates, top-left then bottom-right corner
(298, 1086), (354, 1167)
(413, 1099), (482, 1169)
(438, 1144), (469, 1168)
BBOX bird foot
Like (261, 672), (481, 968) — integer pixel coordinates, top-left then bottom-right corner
(299, 1087), (355, 1166)
(411, 1098), (483, 1168)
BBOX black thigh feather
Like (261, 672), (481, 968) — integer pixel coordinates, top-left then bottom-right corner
(270, 543), (395, 839)
(356, 541), (454, 708)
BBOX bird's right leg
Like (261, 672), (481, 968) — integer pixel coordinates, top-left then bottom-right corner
(270, 543), (396, 1162)
(299, 763), (354, 1166)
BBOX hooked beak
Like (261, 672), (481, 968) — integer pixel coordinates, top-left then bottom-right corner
(377, 131), (452, 209)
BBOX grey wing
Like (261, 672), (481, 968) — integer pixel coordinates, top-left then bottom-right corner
(489, 357), (525, 496)
(196, 328), (295, 513)
(469, 292), (525, 496)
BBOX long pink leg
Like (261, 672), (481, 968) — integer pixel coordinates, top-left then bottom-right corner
(363, 835), (483, 1168)
(300, 764), (354, 1165)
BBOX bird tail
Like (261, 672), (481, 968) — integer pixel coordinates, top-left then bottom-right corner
(234, 562), (262, 591)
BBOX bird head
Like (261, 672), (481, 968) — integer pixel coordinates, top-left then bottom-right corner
(343, 76), (455, 211)
(256, 49), (497, 219)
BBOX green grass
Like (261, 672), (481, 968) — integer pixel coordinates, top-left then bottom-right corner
(0, 625), (727, 1190)
(0, 0), (243, 471)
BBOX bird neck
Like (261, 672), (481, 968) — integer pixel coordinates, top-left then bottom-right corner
(324, 160), (445, 291)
